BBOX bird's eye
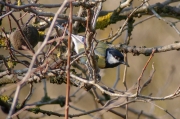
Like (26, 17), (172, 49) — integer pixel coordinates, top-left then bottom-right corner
(114, 56), (120, 61)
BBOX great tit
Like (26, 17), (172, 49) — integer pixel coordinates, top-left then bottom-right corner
(71, 34), (128, 68)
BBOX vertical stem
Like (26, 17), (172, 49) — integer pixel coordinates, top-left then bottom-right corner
(112, 65), (120, 89)
(123, 28), (129, 119)
(65, 1), (72, 119)
(43, 79), (48, 97)
(123, 53), (128, 119)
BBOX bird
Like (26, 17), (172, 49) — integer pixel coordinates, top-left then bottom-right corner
(71, 34), (128, 68)
(9, 25), (39, 50)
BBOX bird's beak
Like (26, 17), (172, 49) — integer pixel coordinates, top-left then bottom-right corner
(120, 61), (130, 67)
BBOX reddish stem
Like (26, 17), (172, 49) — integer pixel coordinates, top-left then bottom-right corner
(65, 1), (73, 119)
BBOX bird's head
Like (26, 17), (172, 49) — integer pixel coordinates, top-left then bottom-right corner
(105, 48), (128, 68)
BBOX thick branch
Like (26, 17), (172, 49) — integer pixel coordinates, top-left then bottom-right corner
(113, 42), (180, 56)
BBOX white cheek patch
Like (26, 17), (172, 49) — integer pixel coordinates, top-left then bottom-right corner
(107, 51), (119, 64)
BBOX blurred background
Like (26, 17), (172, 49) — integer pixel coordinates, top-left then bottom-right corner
(1, 0), (180, 119)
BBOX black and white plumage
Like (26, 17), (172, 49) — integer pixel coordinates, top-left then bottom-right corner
(105, 48), (126, 68)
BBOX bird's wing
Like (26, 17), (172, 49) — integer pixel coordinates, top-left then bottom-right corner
(94, 42), (108, 68)
(71, 34), (85, 44)
(94, 42), (108, 57)
(55, 25), (86, 54)
(71, 34), (85, 54)
(71, 34), (108, 58)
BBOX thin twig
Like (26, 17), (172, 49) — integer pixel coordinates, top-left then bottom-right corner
(145, 1), (180, 35)
(148, 101), (176, 119)
(19, 83), (33, 109)
(110, 2), (145, 43)
(0, 9), (14, 20)
(136, 49), (156, 95)
(112, 65), (120, 89)
(65, 1), (72, 119)
(140, 62), (155, 93)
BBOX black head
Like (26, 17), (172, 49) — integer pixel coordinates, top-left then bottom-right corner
(105, 48), (126, 68)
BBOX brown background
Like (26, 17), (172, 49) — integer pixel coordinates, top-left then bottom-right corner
(0, 0), (180, 119)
